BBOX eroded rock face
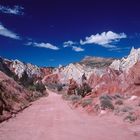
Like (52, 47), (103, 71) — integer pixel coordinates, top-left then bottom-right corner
(88, 53), (140, 96)
(0, 58), (54, 87)
(42, 73), (59, 85)
(10, 60), (41, 79)
(0, 57), (15, 77)
(88, 68), (122, 95)
(110, 47), (140, 72)
(56, 57), (114, 86)
(58, 63), (93, 85)
(0, 71), (31, 122)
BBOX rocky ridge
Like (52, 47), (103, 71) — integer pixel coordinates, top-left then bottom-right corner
(110, 47), (140, 72)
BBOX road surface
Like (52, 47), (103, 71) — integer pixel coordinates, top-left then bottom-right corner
(0, 91), (139, 140)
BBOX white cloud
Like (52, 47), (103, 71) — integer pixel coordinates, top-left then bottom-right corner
(63, 40), (84, 52)
(63, 40), (76, 47)
(26, 42), (59, 50)
(72, 46), (84, 52)
(80, 31), (127, 48)
(0, 23), (20, 39)
(0, 5), (24, 15)
(108, 46), (130, 52)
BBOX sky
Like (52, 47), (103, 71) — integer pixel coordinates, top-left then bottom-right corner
(0, 0), (140, 67)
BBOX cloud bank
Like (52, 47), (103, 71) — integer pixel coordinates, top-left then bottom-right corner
(80, 31), (127, 48)
(26, 42), (59, 50)
(0, 23), (20, 39)
(0, 5), (24, 15)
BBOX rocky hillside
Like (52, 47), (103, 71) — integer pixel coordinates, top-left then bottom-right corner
(0, 57), (15, 78)
(56, 56), (114, 85)
(0, 71), (31, 122)
(2, 58), (53, 79)
(0, 59), (51, 123)
(61, 47), (140, 122)
(110, 47), (140, 72)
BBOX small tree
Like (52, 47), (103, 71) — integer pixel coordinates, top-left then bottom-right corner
(34, 82), (46, 93)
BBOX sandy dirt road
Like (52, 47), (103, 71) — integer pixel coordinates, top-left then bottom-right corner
(0, 90), (139, 140)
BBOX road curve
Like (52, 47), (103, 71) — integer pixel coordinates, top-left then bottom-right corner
(0, 91), (139, 140)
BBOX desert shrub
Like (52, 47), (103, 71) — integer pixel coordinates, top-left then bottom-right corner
(76, 87), (83, 95)
(56, 83), (63, 91)
(62, 93), (70, 100)
(124, 114), (137, 122)
(46, 83), (63, 92)
(19, 71), (34, 88)
(76, 83), (92, 97)
(69, 94), (82, 104)
(112, 94), (123, 99)
(47, 83), (56, 89)
(121, 106), (133, 112)
(94, 104), (100, 111)
(115, 100), (123, 105)
(28, 85), (36, 91)
(81, 98), (92, 107)
(28, 82), (46, 93)
(0, 100), (3, 115)
(100, 95), (114, 110)
(100, 99), (114, 110)
(31, 91), (46, 100)
(34, 82), (46, 93)
(99, 94), (112, 101)
(62, 93), (81, 103)
(69, 94), (82, 101)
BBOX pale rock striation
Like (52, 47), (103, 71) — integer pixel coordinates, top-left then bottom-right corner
(110, 47), (140, 72)
(58, 63), (93, 84)
(12, 60), (41, 78)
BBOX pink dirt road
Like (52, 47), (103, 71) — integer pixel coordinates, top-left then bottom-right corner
(0, 91), (140, 140)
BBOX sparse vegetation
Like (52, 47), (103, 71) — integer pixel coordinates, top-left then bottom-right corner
(100, 95), (114, 110)
(46, 83), (64, 92)
(124, 114), (137, 122)
(19, 71), (34, 88)
(112, 94), (123, 100)
(34, 82), (46, 93)
(99, 94), (112, 101)
(81, 98), (92, 107)
(69, 95), (82, 104)
(121, 106), (133, 113)
(115, 100), (123, 105)
(76, 83), (92, 97)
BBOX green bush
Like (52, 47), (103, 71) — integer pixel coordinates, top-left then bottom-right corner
(121, 106), (132, 112)
(76, 83), (92, 97)
(100, 95), (114, 110)
(19, 71), (34, 88)
(56, 84), (63, 91)
(69, 94), (82, 104)
(34, 82), (46, 93)
(99, 94), (112, 101)
(124, 114), (137, 122)
(81, 98), (92, 107)
(28, 85), (36, 91)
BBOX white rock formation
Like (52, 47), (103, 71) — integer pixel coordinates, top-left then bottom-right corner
(58, 63), (93, 84)
(110, 47), (140, 72)
(12, 60), (41, 78)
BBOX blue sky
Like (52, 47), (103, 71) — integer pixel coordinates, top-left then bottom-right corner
(0, 0), (140, 67)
